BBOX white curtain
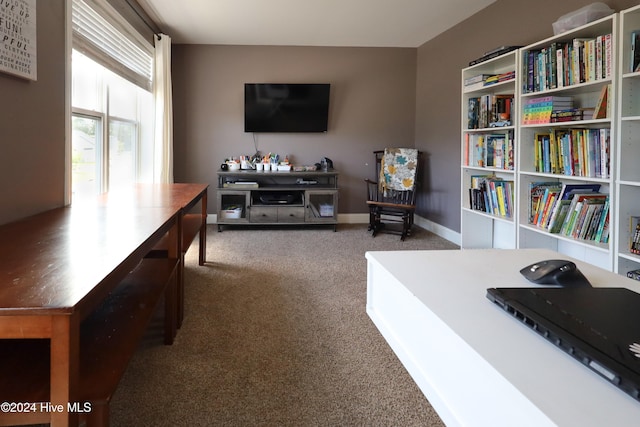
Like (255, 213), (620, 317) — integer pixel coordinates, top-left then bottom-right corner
(154, 33), (174, 183)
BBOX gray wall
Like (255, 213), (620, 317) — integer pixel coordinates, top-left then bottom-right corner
(172, 45), (417, 215)
(0, 0), (66, 225)
(173, 0), (640, 229)
(415, 0), (640, 232)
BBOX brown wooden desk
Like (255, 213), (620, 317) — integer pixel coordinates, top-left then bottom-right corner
(0, 183), (207, 427)
(99, 183), (209, 325)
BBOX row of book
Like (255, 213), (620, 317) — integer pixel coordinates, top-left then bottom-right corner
(528, 182), (609, 242)
(523, 34), (613, 93)
(469, 175), (514, 218)
(463, 132), (514, 170)
(467, 94), (514, 129)
(532, 128), (610, 179)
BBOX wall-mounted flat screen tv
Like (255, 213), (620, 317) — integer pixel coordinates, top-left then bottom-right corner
(244, 83), (330, 133)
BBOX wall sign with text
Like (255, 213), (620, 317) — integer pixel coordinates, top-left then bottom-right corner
(0, 0), (36, 81)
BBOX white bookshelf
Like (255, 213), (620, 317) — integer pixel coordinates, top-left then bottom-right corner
(460, 50), (518, 249)
(615, 4), (640, 276)
(516, 14), (617, 271)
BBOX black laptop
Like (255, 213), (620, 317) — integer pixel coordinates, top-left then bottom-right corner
(486, 286), (640, 402)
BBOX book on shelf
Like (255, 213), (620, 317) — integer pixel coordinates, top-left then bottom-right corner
(464, 132), (514, 170)
(465, 71), (516, 92)
(465, 74), (493, 86)
(532, 128), (610, 178)
(559, 193), (608, 239)
(467, 94), (514, 129)
(522, 96), (573, 125)
(631, 31), (640, 72)
(593, 197), (610, 243)
(630, 216), (640, 254)
(464, 76), (492, 92)
(571, 196), (607, 240)
(592, 84), (610, 119)
(550, 108), (594, 122)
(468, 46), (521, 66)
(523, 34), (612, 93)
(526, 181), (608, 242)
(528, 182), (562, 224)
(469, 175), (514, 218)
(545, 183), (601, 232)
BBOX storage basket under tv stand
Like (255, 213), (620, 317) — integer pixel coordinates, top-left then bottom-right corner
(217, 170), (339, 231)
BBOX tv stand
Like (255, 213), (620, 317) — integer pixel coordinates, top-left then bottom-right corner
(216, 170), (338, 231)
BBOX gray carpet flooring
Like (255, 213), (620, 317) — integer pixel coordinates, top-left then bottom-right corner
(109, 224), (459, 426)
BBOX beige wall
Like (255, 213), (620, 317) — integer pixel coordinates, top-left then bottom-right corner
(172, 45), (417, 214)
(415, 0), (640, 232)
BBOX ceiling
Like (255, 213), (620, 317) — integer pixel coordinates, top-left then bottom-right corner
(136, 0), (496, 47)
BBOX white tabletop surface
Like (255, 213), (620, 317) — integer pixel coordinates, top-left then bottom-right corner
(366, 248), (640, 427)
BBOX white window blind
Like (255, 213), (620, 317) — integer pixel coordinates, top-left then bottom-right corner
(72, 0), (153, 91)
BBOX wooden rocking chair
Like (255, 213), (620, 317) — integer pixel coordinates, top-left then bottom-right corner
(365, 148), (419, 241)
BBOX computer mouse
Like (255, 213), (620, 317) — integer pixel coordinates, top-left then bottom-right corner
(519, 259), (592, 288)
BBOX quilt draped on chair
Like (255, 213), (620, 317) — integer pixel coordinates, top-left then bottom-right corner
(379, 148), (418, 195)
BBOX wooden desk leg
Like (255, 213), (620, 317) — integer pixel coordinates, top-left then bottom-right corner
(169, 216), (184, 329)
(199, 189), (207, 266)
(165, 268), (177, 345)
(49, 315), (80, 427)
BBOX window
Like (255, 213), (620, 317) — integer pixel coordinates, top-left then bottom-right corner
(71, 50), (154, 199)
(71, 114), (102, 200)
(70, 0), (155, 201)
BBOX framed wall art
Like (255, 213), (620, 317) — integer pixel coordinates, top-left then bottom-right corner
(0, 0), (36, 81)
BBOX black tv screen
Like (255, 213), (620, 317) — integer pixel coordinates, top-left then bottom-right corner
(244, 83), (330, 133)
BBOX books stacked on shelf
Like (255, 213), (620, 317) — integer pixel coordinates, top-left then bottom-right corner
(464, 74), (493, 91)
(627, 269), (640, 281)
(464, 131), (514, 170)
(528, 182), (609, 242)
(523, 34), (613, 93)
(465, 72), (516, 92)
(550, 108), (594, 122)
(467, 94), (514, 129)
(630, 216), (640, 254)
(469, 45), (521, 66)
(532, 128), (610, 178)
(522, 96), (573, 124)
(469, 175), (514, 218)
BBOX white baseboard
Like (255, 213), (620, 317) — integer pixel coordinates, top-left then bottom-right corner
(208, 213), (460, 246)
(413, 215), (461, 246)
